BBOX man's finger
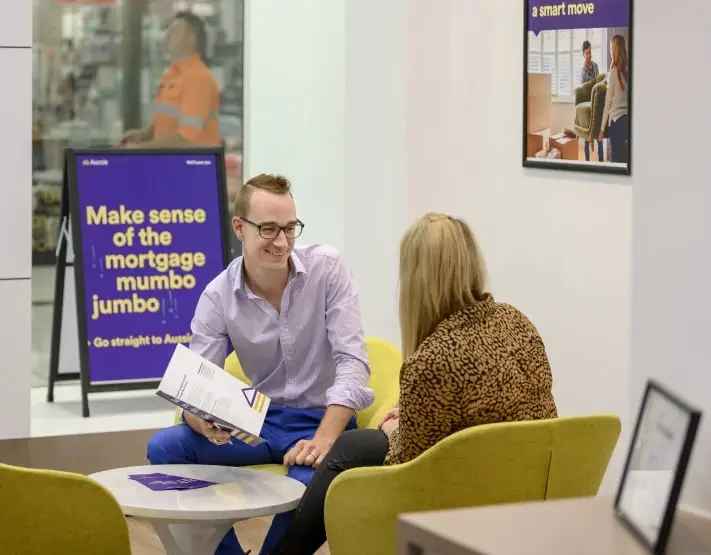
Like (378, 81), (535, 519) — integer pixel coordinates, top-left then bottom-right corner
(284, 441), (306, 465)
(295, 443), (319, 466)
(284, 446), (297, 465)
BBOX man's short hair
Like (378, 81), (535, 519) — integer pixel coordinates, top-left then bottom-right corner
(233, 174), (292, 218)
(175, 11), (207, 61)
(582, 40), (592, 53)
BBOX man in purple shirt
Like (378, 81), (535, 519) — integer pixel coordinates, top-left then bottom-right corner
(147, 173), (373, 554)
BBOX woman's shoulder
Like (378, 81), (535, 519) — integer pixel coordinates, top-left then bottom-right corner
(441, 296), (532, 329)
(421, 298), (540, 351)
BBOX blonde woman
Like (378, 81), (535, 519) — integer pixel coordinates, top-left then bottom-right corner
(599, 35), (630, 163)
(272, 213), (558, 554)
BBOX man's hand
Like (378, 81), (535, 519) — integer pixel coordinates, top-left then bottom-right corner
(283, 436), (336, 468)
(284, 405), (354, 467)
(377, 406), (400, 430)
(183, 412), (232, 446)
(380, 417), (399, 438)
(120, 128), (150, 146)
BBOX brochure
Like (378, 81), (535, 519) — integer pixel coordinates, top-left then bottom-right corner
(157, 344), (270, 445)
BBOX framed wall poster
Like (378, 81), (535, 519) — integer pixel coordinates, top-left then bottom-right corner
(523, 0), (633, 174)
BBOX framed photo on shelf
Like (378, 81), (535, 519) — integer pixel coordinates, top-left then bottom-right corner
(614, 380), (701, 554)
(523, 0), (633, 174)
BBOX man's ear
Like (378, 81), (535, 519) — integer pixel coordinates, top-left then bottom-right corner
(232, 216), (244, 241)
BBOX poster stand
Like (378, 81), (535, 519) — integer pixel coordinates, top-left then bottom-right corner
(47, 148), (230, 417)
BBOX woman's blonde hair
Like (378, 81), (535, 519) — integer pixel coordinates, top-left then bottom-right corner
(610, 34), (629, 91)
(399, 213), (488, 358)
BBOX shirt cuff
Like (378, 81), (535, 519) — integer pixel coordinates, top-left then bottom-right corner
(325, 363), (374, 412)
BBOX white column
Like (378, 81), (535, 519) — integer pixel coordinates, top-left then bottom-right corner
(0, 4), (31, 439)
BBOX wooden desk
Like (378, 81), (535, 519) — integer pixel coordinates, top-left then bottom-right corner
(398, 496), (711, 555)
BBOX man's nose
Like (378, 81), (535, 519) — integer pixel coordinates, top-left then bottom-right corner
(273, 229), (288, 247)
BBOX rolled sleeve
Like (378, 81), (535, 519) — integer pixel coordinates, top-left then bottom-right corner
(324, 255), (374, 411)
(325, 357), (373, 411)
(189, 289), (229, 368)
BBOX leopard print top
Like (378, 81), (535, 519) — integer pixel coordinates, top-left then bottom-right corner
(385, 295), (557, 465)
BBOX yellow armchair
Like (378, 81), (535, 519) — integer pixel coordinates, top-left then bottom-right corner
(324, 415), (621, 555)
(0, 463), (131, 555)
(175, 336), (402, 475)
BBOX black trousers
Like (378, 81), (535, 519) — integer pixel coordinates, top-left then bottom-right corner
(608, 114), (629, 164)
(271, 429), (389, 555)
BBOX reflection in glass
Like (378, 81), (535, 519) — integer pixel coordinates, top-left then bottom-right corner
(32, 1), (244, 388)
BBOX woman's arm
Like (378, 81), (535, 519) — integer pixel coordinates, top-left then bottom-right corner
(386, 356), (458, 465)
(600, 68), (617, 139)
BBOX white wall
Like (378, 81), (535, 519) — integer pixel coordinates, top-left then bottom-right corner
(245, 0), (408, 346)
(404, 0), (632, 492)
(631, 0), (711, 514)
(344, 1), (408, 345)
(0, 4), (32, 439)
(244, 0), (346, 252)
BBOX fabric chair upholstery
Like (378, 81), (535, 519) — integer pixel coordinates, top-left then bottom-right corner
(173, 336), (402, 475)
(573, 74), (607, 142)
(324, 414), (620, 555)
(0, 463), (131, 555)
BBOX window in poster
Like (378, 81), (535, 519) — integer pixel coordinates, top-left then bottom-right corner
(523, 0), (632, 174)
(614, 381), (701, 554)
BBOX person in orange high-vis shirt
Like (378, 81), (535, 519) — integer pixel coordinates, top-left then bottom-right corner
(122, 11), (220, 148)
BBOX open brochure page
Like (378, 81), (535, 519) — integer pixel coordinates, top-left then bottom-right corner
(157, 344), (270, 444)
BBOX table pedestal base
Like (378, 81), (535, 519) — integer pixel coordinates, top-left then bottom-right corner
(153, 519), (237, 555)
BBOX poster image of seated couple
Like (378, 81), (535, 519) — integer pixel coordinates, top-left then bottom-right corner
(524, 0), (632, 175)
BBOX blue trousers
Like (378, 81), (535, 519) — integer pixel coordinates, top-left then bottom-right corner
(147, 404), (355, 555)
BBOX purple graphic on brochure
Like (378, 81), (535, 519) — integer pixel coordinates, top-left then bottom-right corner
(129, 473), (217, 491)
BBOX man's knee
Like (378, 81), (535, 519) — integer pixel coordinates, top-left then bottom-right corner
(287, 464), (315, 486)
(146, 425), (195, 464)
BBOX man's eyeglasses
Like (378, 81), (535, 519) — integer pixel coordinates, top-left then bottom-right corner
(240, 217), (305, 240)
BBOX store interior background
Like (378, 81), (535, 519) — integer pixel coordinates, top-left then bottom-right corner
(29, 0), (244, 434)
(1, 0), (709, 517)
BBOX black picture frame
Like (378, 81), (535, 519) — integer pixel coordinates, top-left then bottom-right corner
(522, 0), (633, 175)
(614, 380), (702, 554)
(48, 147), (231, 416)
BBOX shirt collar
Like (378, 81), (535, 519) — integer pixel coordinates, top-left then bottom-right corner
(232, 249), (308, 294)
(171, 53), (201, 72)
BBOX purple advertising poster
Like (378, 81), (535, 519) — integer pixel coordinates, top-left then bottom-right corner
(524, 0), (632, 174)
(71, 151), (227, 383)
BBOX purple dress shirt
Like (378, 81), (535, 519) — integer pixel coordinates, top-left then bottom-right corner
(189, 244), (373, 411)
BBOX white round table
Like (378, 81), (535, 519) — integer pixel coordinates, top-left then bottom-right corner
(90, 464), (305, 555)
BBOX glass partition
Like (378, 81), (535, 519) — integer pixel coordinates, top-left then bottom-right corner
(31, 1), (244, 433)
